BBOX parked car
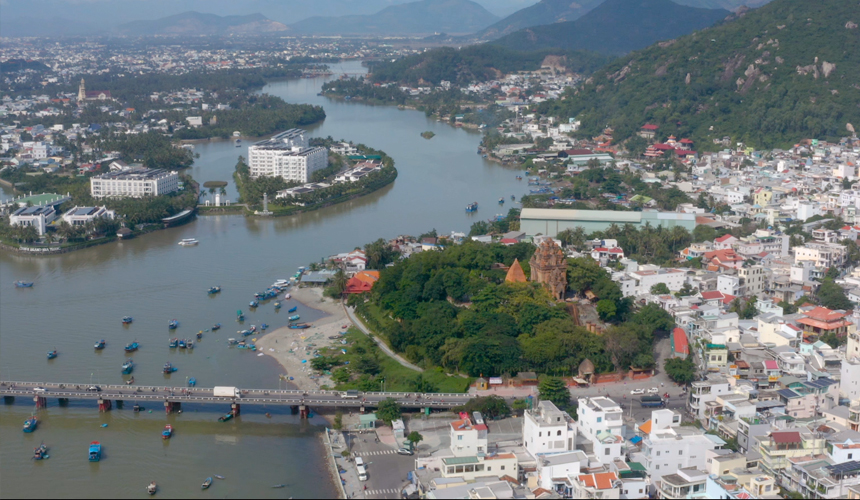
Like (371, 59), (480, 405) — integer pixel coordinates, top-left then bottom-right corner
(397, 448), (413, 456)
(648, 387), (659, 394)
(630, 388), (645, 395)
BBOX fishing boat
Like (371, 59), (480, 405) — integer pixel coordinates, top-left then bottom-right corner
(237, 314), (244, 321)
(162, 424), (173, 439)
(47, 350), (58, 360)
(289, 323), (310, 329)
(248, 325), (257, 333)
(287, 306), (298, 313)
(272, 484), (286, 489)
(178, 339), (186, 348)
(163, 362), (177, 374)
(284, 293), (291, 299)
(202, 477), (213, 490)
(122, 316), (133, 324)
(133, 403), (142, 412)
(147, 482), (157, 495)
(186, 340), (194, 350)
(499, 197), (505, 204)
(169, 338), (179, 348)
(121, 359), (134, 374)
(249, 300), (259, 308)
(94, 340), (106, 350)
(23, 416), (37, 433)
(212, 323), (221, 330)
(288, 315), (300, 321)
(126, 377), (135, 385)
(227, 338), (238, 345)
(214, 475), (225, 480)
(515, 175), (522, 180)
(511, 195), (516, 201)
(178, 238), (199, 246)
(14, 281), (34, 288)
(168, 319), (179, 329)
(261, 323), (268, 330)
(239, 329), (252, 337)
(188, 378), (196, 387)
(218, 413), (233, 422)
(197, 331), (203, 339)
(208, 286), (221, 294)
(34, 444), (48, 460)
(465, 202), (478, 212)
(88, 441), (101, 462)
(274, 302), (281, 309)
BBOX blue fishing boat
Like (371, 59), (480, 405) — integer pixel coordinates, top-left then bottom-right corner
(289, 324), (310, 329)
(122, 316), (133, 324)
(261, 323), (268, 330)
(121, 359), (134, 374)
(249, 325), (257, 333)
(240, 329), (252, 337)
(218, 413), (233, 422)
(499, 197), (505, 204)
(178, 339), (186, 348)
(197, 331), (203, 339)
(207, 286), (221, 294)
(465, 202), (478, 212)
(237, 314), (245, 321)
(289, 315), (300, 321)
(47, 350), (58, 360)
(34, 444), (48, 460)
(249, 300), (258, 308)
(288, 306), (298, 313)
(212, 323), (221, 330)
(14, 281), (34, 288)
(94, 340), (106, 350)
(168, 319), (179, 329)
(124, 341), (140, 352)
(162, 425), (173, 439)
(274, 302), (281, 309)
(163, 362), (177, 373)
(88, 441), (101, 462)
(188, 377), (196, 387)
(23, 416), (37, 433)
(511, 195), (516, 201)
(202, 477), (213, 490)
(227, 338), (238, 345)
(169, 338), (179, 348)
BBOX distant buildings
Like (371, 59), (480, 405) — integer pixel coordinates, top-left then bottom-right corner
(519, 208), (697, 237)
(90, 168), (180, 199)
(248, 129), (327, 183)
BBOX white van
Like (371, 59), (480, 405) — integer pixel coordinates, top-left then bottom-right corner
(355, 456), (365, 468)
(357, 465), (368, 481)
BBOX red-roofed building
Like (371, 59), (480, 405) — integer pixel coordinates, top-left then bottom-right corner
(702, 249), (744, 270)
(344, 270), (380, 294)
(449, 417), (488, 457)
(573, 472), (619, 498)
(797, 306), (853, 340)
(714, 234), (738, 250)
(590, 246), (625, 262)
(672, 328), (690, 359)
(639, 124), (659, 140)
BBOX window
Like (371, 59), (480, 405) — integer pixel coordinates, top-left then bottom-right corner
(501, 466), (505, 470)
(679, 450), (683, 455)
(656, 451), (661, 456)
(597, 417), (602, 423)
(850, 454), (854, 460)
(557, 430), (562, 436)
(656, 465), (660, 470)
(487, 467), (491, 471)
(605, 448), (610, 456)
(458, 435), (463, 441)
(539, 432), (542, 437)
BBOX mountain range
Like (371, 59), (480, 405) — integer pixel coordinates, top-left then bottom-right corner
(288, 0), (499, 35)
(492, 0), (731, 55)
(116, 12), (288, 36)
(533, 0), (860, 149)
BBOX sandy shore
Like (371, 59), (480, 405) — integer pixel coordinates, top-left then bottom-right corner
(255, 286), (349, 392)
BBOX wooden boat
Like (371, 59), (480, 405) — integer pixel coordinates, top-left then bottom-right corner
(214, 475), (225, 480)
(237, 314), (244, 321)
(163, 362), (177, 374)
(47, 350), (58, 360)
(289, 324), (310, 329)
(272, 484), (286, 488)
(14, 281), (34, 288)
(218, 413), (233, 422)
(186, 340), (194, 350)
(88, 441), (101, 462)
(499, 197), (505, 204)
(162, 424), (173, 439)
(178, 339), (186, 349)
(23, 416), (37, 433)
(288, 315), (300, 321)
(249, 300), (259, 308)
(34, 444), (48, 460)
(511, 195), (516, 201)
(94, 340), (106, 350)
(227, 338), (238, 345)
(274, 302), (281, 309)
(122, 316), (133, 324)
(133, 404), (142, 412)
(284, 293), (291, 299)
(121, 359), (134, 374)
(197, 331), (203, 339)
(147, 482), (157, 495)
(125, 377), (135, 385)
(287, 306), (298, 313)
(207, 286), (221, 294)
(188, 377), (196, 387)
(261, 323), (268, 330)
(202, 477), (213, 490)
(212, 323), (221, 330)
(168, 320), (179, 329)
(169, 338), (179, 348)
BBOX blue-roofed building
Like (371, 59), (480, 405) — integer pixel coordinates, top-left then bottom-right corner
(60, 206), (115, 226)
(9, 205), (57, 235)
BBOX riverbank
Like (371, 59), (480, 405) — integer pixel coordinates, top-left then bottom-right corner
(256, 286), (348, 392)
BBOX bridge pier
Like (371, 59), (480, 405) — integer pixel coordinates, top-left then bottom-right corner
(164, 401), (176, 414)
(231, 403), (241, 416)
(290, 405), (299, 415)
(299, 405), (308, 419)
(98, 399), (112, 412)
(34, 396), (47, 409)
(359, 406), (365, 414)
(4, 396), (14, 404)
(58, 398), (69, 406)
(115, 400), (124, 409)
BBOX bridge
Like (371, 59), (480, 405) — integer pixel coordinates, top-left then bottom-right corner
(0, 381), (474, 417)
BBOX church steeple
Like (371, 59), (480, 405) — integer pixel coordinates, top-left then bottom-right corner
(77, 78), (86, 102)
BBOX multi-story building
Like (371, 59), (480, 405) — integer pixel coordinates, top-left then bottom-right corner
(9, 205), (56, 235)
(637, 426), (720, 496)
(523, 400), (576, 458)
(738, 265), (766, 296)
(60, 206), (115, 226)
(657, 467), (708, 500)
(576, 397), (624, 464)
(90, 168), (180, 199)
(449, 416), (488, 457)
(842, 358), (860, 401)
(797, 306), (853, 343)
(794, 242), (847, 269)
(757, 429), (826, 478)
(247, 129), (327, 183)
(688, 376), (732, 421)
(571, 472), (620, 499)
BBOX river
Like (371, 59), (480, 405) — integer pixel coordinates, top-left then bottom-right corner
(0, 60), (526, 498)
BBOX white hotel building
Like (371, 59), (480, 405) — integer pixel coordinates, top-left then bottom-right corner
(90, 168), (180, 199)
(248, 129), (328, 183)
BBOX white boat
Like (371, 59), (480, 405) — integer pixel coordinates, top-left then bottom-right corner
(284, 293), (291, 299)
(178, 238), (199, 246)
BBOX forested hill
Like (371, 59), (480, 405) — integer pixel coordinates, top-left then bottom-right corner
(492, 0), (730, 55)
(534, 0), (860, 150)
(368, 45), (613, 86)
(472, 0), (605, 40)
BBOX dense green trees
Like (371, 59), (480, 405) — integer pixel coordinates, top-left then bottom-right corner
(538, 376), (570, 408)
(664, 358), (696, 384)
(454, 396), (512, 419)
(817, 279), (854, 310)
(376, 398), (402, 426)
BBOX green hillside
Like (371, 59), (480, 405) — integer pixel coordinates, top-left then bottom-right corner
(535, 0), (860, 149)
(493, 0), (730, 55)
(368, 45), (613, 86)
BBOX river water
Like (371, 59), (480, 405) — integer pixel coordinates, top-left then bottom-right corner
(0, 60), (526, 498)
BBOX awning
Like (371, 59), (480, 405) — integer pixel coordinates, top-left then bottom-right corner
(630, 436), (642, 444)
(573, 377), (589, 385)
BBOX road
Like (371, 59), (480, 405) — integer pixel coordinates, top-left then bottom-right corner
(346, 432), (414, 499)
(0, 380), (471, 409)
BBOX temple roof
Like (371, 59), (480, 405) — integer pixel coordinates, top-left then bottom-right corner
(505, 258), (527, 283)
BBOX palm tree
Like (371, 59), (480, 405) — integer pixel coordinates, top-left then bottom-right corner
(332, 268), (348, 298)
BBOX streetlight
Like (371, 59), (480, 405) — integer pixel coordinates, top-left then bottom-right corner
(381, 377), (385, 394)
